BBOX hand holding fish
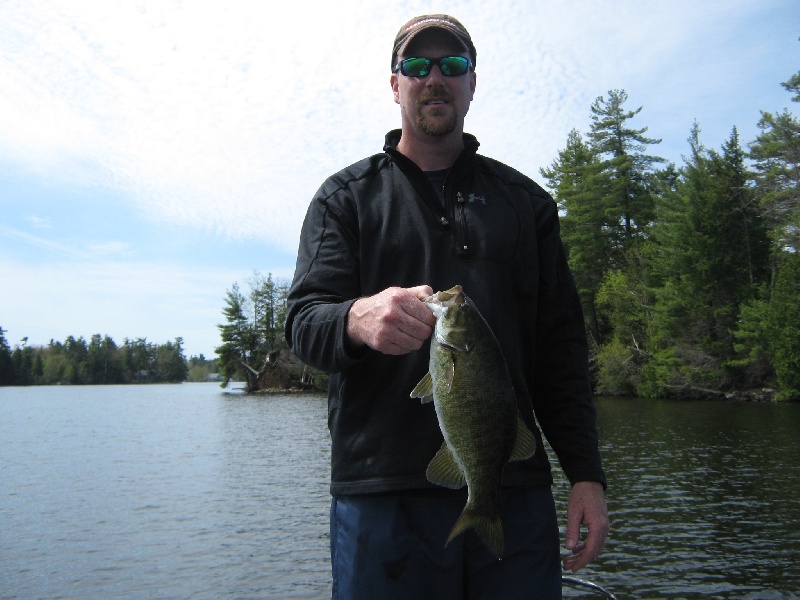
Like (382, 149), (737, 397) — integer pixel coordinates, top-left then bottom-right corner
(347, 285), (436, 355)
(563, 481), (609, 572)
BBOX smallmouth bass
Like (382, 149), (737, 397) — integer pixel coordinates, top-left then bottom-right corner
(411, 285), (536, 559)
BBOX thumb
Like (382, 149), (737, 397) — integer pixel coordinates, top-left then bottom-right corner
(409, 284), (434, 300)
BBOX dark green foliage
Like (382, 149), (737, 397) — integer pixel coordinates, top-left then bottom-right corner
(542, 90), (665, 346)
(766, 254), (800, 399)
(186, 354), (220, 382)
(541, 129), (606, 340)
(0, 328), (12, 385)
(644, 125), (771, 395)
(0, 332), (190, 386)
(545, 77), (796, 400)
(749, 71), (800, 254)
(729, 292), (772, 388)
(215, 272), (291, 392)
(157, 338), (190, 383)
(586, 89), (664, 252)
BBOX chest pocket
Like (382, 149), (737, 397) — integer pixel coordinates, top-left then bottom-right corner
(452, 190), (520, 263)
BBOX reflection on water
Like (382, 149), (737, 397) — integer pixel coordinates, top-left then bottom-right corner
(1, 385), (799, 599)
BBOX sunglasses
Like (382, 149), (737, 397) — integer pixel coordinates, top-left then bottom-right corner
(393, 56), (474, 78)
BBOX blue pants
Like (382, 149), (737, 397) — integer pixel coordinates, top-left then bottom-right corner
(330, 487), (561, 599)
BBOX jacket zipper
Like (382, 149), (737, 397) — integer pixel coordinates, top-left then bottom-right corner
(455, 191), (470, 254)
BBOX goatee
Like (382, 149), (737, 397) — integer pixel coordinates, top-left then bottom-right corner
(416, 97), (457, 138)
(417, 110), (457, 137)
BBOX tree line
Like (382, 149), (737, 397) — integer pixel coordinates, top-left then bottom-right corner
(540, 72), (799, 401)
(0, 329), (217, 386)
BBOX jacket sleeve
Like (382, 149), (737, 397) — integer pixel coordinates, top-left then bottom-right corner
(284, 182), (366, 374)
(529, 196), (607, 488)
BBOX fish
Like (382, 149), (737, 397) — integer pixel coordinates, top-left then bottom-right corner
(410, 285), (536, 559)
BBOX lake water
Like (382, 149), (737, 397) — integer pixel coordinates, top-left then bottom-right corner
(1, 384), (798, 599)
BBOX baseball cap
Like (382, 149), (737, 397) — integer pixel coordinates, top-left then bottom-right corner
(391, 14), (477, 70)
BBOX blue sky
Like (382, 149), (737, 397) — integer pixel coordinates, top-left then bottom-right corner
(1, 0), (797, 358)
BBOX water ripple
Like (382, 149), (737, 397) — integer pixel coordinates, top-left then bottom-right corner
(2, 386), (799, 599)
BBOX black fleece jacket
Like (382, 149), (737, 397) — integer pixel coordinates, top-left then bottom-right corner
(285, 130), (606, 495)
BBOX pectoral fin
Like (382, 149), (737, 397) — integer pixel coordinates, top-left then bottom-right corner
(410, 372), (434, 403)
(425, 443), (466, 489)
(446, 355), (456, 392)
(509, 417), (536, 462)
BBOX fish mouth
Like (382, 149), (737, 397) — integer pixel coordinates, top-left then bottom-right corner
(423, 285), (463, 316)
(422, 285), (464, 307)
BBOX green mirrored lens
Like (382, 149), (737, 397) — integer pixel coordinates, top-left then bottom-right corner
(402, 58), (431, 77)
(439, 56), (469, 76)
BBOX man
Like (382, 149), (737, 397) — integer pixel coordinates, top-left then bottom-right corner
(285, 14), (608, 599)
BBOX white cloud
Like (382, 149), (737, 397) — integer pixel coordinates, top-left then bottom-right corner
(25, 216), (52, 229)
(0, 0), (796, 251)
(1, 227), (132, 259)
(85, 241), (132, 256)
(0, 0), (401, 253)
(1, 227), (91, 259)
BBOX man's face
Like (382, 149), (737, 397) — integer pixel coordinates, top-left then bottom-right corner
(391, 31), (476, 139)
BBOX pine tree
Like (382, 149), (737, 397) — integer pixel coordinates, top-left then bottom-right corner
(87, 334), (125, 384)
(216, 283), (257, 389)
(644, 125), (770, 396)
(157, 337), (189, 383)
(556, 90), (664, 346)
(541, 129), (607, 341)
(215, 273), (291, 392)
(0, 327), (14, 385)
(749, 71), (800, 254)
(586, 89), (665, 256)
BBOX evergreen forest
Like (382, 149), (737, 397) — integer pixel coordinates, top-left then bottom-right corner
(0, 330), (218, 386)
(540, 74), (799, 401)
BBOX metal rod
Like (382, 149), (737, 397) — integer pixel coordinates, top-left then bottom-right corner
(562, 576), (618, 599)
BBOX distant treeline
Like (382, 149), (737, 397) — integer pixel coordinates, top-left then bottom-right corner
(0, 329), (219, 386)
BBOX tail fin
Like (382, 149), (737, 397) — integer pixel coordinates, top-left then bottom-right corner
(446, 509), (504, 560)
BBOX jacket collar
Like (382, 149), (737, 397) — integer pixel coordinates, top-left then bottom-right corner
(383, 129), (480, 167)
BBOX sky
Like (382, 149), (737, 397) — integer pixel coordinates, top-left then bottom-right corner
(1, 0), (797, 359)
